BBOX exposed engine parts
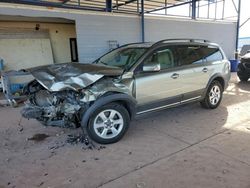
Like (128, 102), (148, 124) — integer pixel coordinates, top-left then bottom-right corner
(21, 80), (86, 128)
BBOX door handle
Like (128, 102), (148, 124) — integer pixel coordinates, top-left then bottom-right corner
(171, 73), (179, 79)
(202, 68), (208, 73)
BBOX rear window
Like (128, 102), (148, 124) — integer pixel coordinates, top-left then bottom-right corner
(202, 46), (223, 62)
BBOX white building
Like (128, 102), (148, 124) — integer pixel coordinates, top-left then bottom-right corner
(0, 0), (238, 71)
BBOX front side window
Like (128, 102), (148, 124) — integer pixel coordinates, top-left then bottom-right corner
(94, 46), (147, 70)
(144, 47), (175, 70)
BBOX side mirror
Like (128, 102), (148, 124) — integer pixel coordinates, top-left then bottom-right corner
(143, 62), (160, 72)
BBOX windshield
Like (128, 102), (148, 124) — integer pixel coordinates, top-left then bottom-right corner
(94, 47), (147, 70)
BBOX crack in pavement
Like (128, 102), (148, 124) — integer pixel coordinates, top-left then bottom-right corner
(97, 128), (230, 188)
(206, 146), (250, 167)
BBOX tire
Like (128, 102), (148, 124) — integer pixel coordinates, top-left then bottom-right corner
(200, 80), (223, 109)
(238, 76), (249, 82)
(86, 103), (130, 144)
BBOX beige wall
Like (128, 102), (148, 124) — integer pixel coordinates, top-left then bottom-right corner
(0, 21), (76, 68)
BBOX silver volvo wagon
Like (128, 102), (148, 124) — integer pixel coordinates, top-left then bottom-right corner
(21, 39), (231, 144)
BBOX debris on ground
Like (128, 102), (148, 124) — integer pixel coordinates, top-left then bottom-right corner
(18, 127), (24, 132)
(67, 133), (96, 150)
(24, 121), (106, 150)
(98, 145), (106, 150)
(37, 181), (44, 187)
(136, 182), (146, 188)
(17, 117), (24, 132)
(27, 134), (50, 142)
(67, 133), (106, 150)
(48, 142), (65, 150)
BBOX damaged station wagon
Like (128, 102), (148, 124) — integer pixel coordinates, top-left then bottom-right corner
(21, 39), (231, 144)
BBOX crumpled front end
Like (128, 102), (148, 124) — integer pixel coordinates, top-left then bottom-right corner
(21, 75), (134, 128)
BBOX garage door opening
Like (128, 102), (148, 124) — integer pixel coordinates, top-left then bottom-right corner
(0, 16), (77, 71)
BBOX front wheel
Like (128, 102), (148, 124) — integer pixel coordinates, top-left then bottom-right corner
(200, 80), (223, 109)
(86, 103), (130, 144)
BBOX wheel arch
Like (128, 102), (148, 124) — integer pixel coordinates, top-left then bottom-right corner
(81, 93), (137, 128)
(202, 74), (225, 98)
(213, 77), (225, 91)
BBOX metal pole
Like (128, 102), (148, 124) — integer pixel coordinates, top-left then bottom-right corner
(240, 17), (250, 28)
(137, 0), (139, 13)
(165, 0), (167, 15)
(189, 3), (191, 18)
(192, 0), (196, 19)
(231, 0), (238, 12)
(236, 0), (241, 51)
(197, 0), (200, 18)
(106, 0), (112, 12)
(141, 0), (145, 42)
(207, 0), (210, 19)
(215, 0), (217, 20)
(222, 0), (225, 19)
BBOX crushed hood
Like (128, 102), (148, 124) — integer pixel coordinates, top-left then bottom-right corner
(26, 63), (123, 92)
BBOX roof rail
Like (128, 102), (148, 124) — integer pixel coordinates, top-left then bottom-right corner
(152, 38), (211, 46)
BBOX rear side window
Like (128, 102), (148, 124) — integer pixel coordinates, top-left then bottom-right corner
(174, 45), (223, 66)
(175, 45), (205, 66)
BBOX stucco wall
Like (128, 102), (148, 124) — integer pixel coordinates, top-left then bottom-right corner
(74, 15), (236, 62)
(145, 17), (236, 61)
(75, 15), (141, 63)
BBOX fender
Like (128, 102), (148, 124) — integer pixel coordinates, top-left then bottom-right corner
(202, 73), (226, 98)
(81, 93), (137, 128)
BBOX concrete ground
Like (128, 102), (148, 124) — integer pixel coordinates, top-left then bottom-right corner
(0, 73), (250, 188)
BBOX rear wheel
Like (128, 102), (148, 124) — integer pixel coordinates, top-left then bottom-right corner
(87, 103), (130, 144)
(200, 80), (223, 109)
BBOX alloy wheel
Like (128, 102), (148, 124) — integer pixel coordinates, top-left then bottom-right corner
(209, 85), (221, 105)
(93, 109), (124, 139)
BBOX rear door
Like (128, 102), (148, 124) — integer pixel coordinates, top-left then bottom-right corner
(167, 45), (205, 101)
(179, 45), (224, 101)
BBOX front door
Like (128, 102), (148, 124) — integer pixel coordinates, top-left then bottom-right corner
(134, 45), (190, 113)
